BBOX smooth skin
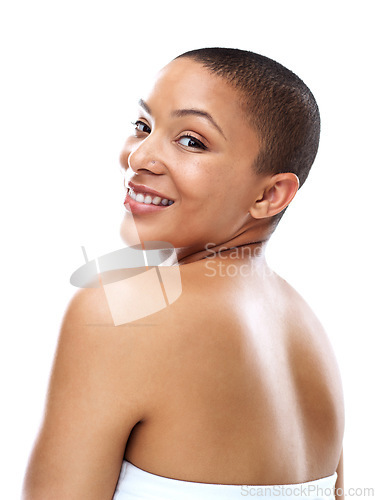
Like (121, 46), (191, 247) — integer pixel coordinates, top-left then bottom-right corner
(23, 58), (345, 499)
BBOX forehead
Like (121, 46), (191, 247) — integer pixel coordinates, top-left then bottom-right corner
(144, 58), (245, 128)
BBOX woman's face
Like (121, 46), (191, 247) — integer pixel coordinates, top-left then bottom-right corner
(120, 57), (263, 252)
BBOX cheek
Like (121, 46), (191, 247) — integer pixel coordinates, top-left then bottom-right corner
(197, 165), (254, 223)
(174, 159), (229, 204)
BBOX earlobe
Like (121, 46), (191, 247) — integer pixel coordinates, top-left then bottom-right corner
(249, 173), (299, 219)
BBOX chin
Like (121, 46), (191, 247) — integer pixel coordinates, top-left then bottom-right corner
(119, 213), (175, 249)
(119, 212), (142, 246)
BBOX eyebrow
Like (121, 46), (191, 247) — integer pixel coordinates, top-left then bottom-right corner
(138, 98), (227, 140)
(138, 98), (152, 115)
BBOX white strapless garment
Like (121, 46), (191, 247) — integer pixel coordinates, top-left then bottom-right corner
(113, 460), (337, 499)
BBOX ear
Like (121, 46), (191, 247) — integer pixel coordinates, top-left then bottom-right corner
(249, 173), (299, 219)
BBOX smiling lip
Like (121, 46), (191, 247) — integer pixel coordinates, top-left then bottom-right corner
(124, 181), (175, 215)
(127, 181), (174, 201)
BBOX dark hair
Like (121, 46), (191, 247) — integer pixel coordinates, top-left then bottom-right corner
(175, 47), (320, 196)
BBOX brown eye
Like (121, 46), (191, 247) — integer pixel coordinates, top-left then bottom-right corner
(132, 120), (151, 134)
(178, 135), (207, 150)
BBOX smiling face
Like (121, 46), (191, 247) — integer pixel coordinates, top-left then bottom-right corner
(119, 57), (265, 254)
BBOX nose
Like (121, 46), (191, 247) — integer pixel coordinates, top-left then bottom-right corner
(119, 134), (167, 177)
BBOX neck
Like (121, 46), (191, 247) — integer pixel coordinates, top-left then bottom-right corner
(174, 219), (273, 266)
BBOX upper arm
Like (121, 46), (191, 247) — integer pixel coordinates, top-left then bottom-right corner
(23, 286), (154, 500)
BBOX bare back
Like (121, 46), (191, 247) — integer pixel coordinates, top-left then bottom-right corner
(124, 256), (344, 485)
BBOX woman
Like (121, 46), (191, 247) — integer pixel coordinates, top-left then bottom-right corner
(23, 48), (344, 499)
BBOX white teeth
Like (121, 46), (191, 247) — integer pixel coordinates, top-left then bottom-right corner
(128, 188), (174, 206)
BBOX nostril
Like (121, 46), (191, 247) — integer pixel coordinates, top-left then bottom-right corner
(142, 170), (158, 175)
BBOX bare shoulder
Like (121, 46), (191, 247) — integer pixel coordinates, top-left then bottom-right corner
(59, 284), (119, 334)
(23, 283), (173, 499)
(276, 274), (341, 363)
(275, 274), (343, 381)
(57, 284), (173, 416)
(276, 274), (345, 453)
(60, 264), (209, 372)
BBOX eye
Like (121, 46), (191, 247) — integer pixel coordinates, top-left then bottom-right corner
(178, 134), (207, 150)
(131, 120), (151, 134)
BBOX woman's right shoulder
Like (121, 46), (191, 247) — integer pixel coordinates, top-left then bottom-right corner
(61, 266), (210, 357)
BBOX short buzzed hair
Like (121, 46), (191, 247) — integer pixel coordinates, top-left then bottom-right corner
(175, 47), (320, 196)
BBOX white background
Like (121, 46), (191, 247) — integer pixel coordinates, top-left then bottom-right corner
(1, 1), (374, 497)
